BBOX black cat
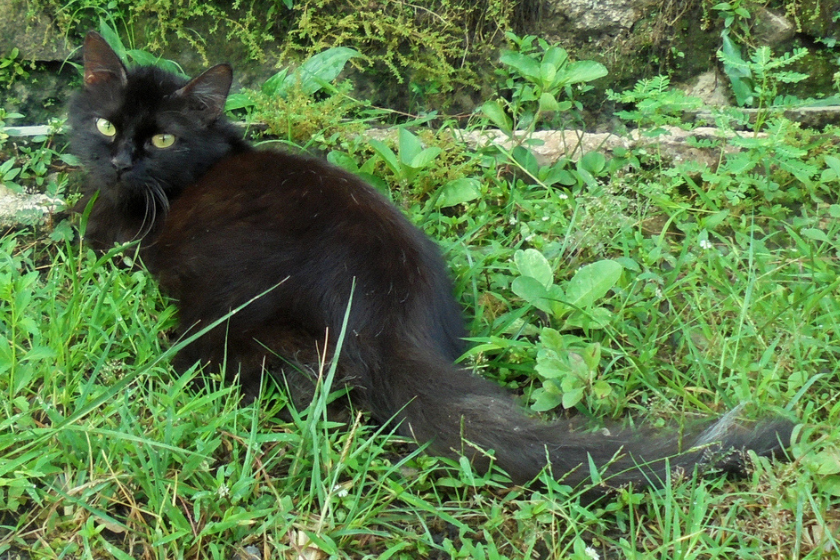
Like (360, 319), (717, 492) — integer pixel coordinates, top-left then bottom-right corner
(71, 31), (793, 494)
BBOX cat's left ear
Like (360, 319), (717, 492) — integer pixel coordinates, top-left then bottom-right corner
(175, 64), (233, 124)
(83, 31), (128, 87)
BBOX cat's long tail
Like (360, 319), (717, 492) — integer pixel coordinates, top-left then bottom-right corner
(367, 349), (793, 494)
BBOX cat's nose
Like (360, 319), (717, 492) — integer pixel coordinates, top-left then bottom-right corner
(111, 151), (133, 174)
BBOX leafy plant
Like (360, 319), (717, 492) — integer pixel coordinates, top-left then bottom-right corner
(482, 32), (607, 136)
(226, 47), (363, 148)
(287, 0), (512, 111)
(368, 127), (442, 186)
(717, 33), (810, 120)
(607, 75), (704, 130)
(709, 0), (753, 43)
(510, 248), (623, 412)
(0, 109), (23, 149)
(0, 48), (32, 88)
(31, 0), (283, 63)
(225, 46), (359, 111)
(94, 17), (186, 76)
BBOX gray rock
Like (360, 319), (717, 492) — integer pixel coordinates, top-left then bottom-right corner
(796, 0), (840, 42)
(0, 184), (63, 228)
(0, 0), (74, 61)
(549, 0), (652, 32)
(684, 71), (731, 108)
(752, 8), (796, 46)
(230, 545), (261, 560)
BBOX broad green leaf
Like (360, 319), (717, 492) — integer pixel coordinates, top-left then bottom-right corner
(562, 306), (614, 330)
(531, 388), (563, 412)
(582, 342), (600, 371)
(481, 100), (512, 133)
(285, 47), (359, 96)
(59, 153), (81, 166)
(499, 51), (541, 81)
(368, 139), (400, 175)
(326, 151), (360, 174)
(538, 92), (560, 114)
(512, 146), (540, 177)
(718, 33), (754, 106)
(542, 46), (568, 71)
(225, 93), (255, 111)
(564, 352), (589, 379)
(514, 249), (554, 289)
(409, 147), (442, 170)
(564, 260), (623, 308)
(511, 276), (551, 313)
(126, 49), (185, 76)
(801, 228), (829, 243)
(562, 386), (584, 409)
(534, 355), (565, 380)
(579, 151), (606, 174)
(435, 178), (481, 208)
(593, 380), (613, 399)
(398, 127), (423, 164)
(541, 159), (573, 187)
(539, 61), (556, 88)
(704, 210), (731, 229)
(561, 60), (608, 86)
(822, 155), (840, 182)
(97, 18), (126, 59)
(539, 327), (564, 351)
(261, 68), (290, 96)
(809, 449), (840, 476)
(824, 478), (840, 497)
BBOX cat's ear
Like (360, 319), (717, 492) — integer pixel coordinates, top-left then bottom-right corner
(83, 31), (127, 88)
(174, 64), (233, 124)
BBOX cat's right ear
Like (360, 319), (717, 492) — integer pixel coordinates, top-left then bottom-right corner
(83, 31), (127, 88)
(174, 64), (233, 124)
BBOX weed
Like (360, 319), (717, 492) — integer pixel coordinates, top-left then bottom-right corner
(288, 0), (512, 111)
(0, 48), (33, 89)
(482, 32), (607, 138)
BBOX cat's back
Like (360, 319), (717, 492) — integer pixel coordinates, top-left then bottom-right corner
(163, 149), (410, 240)
(151, 148), (445, 293)
(146, 148), (466, 360)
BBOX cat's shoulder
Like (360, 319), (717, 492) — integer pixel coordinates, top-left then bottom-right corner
(174, 147), (384, 214)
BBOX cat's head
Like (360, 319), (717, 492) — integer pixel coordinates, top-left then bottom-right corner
(70, 32), (240, 212)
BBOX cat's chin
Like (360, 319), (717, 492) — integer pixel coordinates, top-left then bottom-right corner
(90, 177), (156, 208)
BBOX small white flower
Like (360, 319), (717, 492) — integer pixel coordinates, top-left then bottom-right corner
(509, 217), (517, 225)
(217, 484), (230, 498)
(699, 238), (713, 250)
(559, 193), (569, 199)
(332, 484), (349, 498)
(585, 546), (600, 560)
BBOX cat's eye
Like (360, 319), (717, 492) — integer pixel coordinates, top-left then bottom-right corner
(151, 134), (176, 149)
(95, 118), (116, 137)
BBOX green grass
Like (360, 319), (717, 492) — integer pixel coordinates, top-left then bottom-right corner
(2, 72), (840, 560)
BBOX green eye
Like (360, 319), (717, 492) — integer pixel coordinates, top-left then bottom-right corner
(151, 133), (176, 149)
(95, 118), (116, 137)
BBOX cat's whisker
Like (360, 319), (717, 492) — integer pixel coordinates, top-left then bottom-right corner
(133, 182), (160, 242)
